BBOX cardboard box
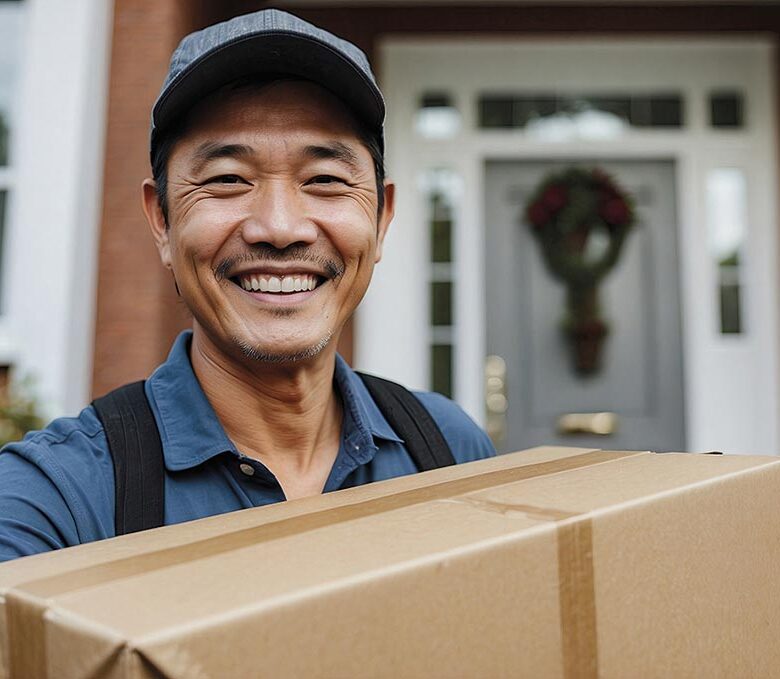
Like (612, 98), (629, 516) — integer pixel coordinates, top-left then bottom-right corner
(1, 446), (779, 678)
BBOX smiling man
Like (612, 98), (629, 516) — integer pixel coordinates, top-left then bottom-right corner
(0, 10), (494, 561)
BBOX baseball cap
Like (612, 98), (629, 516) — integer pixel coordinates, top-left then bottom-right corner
(150, 9), (385, 155)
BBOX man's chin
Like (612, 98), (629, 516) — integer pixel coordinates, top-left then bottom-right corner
(231, 333), (333, 365)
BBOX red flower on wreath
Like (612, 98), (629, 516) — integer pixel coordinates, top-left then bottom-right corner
(527, 201), (550, 230)
(526, 167), (635, 235)
(541, 184), (567, 212)
(600, 198), (630, 227)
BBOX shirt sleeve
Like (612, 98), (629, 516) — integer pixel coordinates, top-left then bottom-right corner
(0, 409), (115, 562)
(413, 391), (497, 463)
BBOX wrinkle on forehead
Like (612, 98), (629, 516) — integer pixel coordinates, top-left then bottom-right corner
(190, 142), (255, 174)
(172, 81), (373, 173)
(188, 80), (363, 139)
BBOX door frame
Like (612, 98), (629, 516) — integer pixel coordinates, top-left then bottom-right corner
(359, 37), (780, 454)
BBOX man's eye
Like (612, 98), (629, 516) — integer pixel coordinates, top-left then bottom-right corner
(205, 174), (245, 184)
(308, 175), (345, 185)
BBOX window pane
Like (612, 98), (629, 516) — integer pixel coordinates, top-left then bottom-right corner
(415, 91), (460, 139)
(479, 97), (514, 129)
(0, 189), (6, 310)
(706, 168), (746, 335)
(647, 96), (683, 127)
(719, 283), (742, 334)
(430, 281), (452, 326)
(0, 2), (26, 166)
(430, 191), (452, 263)
(431, 344), (453, 398)
(710, 91), (744, 129)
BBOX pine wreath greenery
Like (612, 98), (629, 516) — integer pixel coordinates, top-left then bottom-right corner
(525, 167), (636, 285)
(0, 388), (44, 446)
(524, 167), (637, 375)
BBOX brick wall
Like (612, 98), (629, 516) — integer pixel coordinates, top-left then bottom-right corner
(91, 0), (209, 397)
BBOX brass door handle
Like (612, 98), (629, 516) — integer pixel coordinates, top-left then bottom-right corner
(557, 412), (617, 436)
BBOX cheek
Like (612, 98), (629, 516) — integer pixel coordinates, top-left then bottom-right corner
(317, 206), (378, 261)
(170, 207), (240, 271)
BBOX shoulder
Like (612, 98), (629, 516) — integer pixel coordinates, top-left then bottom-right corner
(412, 390), (497, 463)
(4, 405), (110, 471)
(0, 405), (115, 559)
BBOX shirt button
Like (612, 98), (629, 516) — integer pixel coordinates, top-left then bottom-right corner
(239, 463), (255, 477)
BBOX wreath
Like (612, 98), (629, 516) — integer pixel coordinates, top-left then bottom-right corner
(524, 167), (637, 375)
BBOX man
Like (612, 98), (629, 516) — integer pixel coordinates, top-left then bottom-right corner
(0, 10), (494, 562)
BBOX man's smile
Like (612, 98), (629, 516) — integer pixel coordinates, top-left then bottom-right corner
(235, 272), (321, 293)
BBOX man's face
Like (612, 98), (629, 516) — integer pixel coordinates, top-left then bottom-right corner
(144, 80), (394, 365)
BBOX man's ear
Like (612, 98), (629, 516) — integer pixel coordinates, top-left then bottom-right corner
(374, 181), (395, 263)
(141, 178), (172, 270)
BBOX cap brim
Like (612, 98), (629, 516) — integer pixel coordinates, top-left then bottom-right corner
(152, 31), (384, 140)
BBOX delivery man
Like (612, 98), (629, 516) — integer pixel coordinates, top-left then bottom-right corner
(0, 9), (494, 561)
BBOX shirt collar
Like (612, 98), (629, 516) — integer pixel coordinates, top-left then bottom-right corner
(333, 354), (404, 446)
(146, 331), (237, 471)
(146, 331), (402, 472)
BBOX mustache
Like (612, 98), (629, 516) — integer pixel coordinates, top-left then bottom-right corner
(214, 244), (345, 282)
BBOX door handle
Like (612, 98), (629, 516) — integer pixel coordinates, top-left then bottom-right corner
(557, 412), (618, 436)
(485, 355), (507, 446)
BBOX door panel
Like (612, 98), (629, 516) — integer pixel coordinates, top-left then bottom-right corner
(485, 159), (685, 452)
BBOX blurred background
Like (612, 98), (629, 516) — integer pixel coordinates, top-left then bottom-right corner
(0, 0), (779, 454)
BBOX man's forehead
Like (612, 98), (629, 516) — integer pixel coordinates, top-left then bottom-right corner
(186, 79), (362, 133)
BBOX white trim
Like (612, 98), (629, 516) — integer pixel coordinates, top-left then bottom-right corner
(369, 37), (779, 454)
(4, 0), (113, 417)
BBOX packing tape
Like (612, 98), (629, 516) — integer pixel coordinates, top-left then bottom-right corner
(7, 449), (637, 678)
(451, 497), (597, 679)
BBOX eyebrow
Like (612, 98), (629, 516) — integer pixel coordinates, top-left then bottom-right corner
(303, 142), (361, 171)
(190, 142), (255, 173)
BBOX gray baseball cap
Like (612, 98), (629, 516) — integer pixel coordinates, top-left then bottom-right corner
(151, 9), (385, 154)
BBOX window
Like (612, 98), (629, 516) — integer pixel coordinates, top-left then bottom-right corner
(706, 168), (747, 335)
(415, 92), (461, 140)
(421, 168), (460, 397)
(710, 91), (744, 129)
(478, 92), (684, 139)
(0, 0), (26, 312)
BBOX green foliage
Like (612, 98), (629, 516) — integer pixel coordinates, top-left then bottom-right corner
(0, 383), (44, 447)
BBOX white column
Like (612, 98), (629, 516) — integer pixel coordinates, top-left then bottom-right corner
(4, 0), (113, 417)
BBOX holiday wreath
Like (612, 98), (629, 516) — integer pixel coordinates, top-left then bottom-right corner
(525, 167), (637, 375)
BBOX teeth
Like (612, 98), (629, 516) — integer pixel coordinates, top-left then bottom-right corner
(238, 273), (319, 293)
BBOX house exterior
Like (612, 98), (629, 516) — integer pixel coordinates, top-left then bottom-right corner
(3, 0), (780, 454)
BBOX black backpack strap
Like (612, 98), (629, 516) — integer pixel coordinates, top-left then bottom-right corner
(358, 373), (456, 471)
(91, 381), (165, 536)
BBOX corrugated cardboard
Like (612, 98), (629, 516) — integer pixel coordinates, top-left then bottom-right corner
(1, 446), (778, 678)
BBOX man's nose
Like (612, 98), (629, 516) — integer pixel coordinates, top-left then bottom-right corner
(239, 182), (318, 248)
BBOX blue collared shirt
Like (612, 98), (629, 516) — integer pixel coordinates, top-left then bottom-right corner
(0, 332), (495, 561)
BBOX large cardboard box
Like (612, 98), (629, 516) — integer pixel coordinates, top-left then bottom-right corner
(1, 446), (779, 678)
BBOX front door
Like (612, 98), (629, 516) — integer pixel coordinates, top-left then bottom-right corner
(485, 159), (685, 452)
